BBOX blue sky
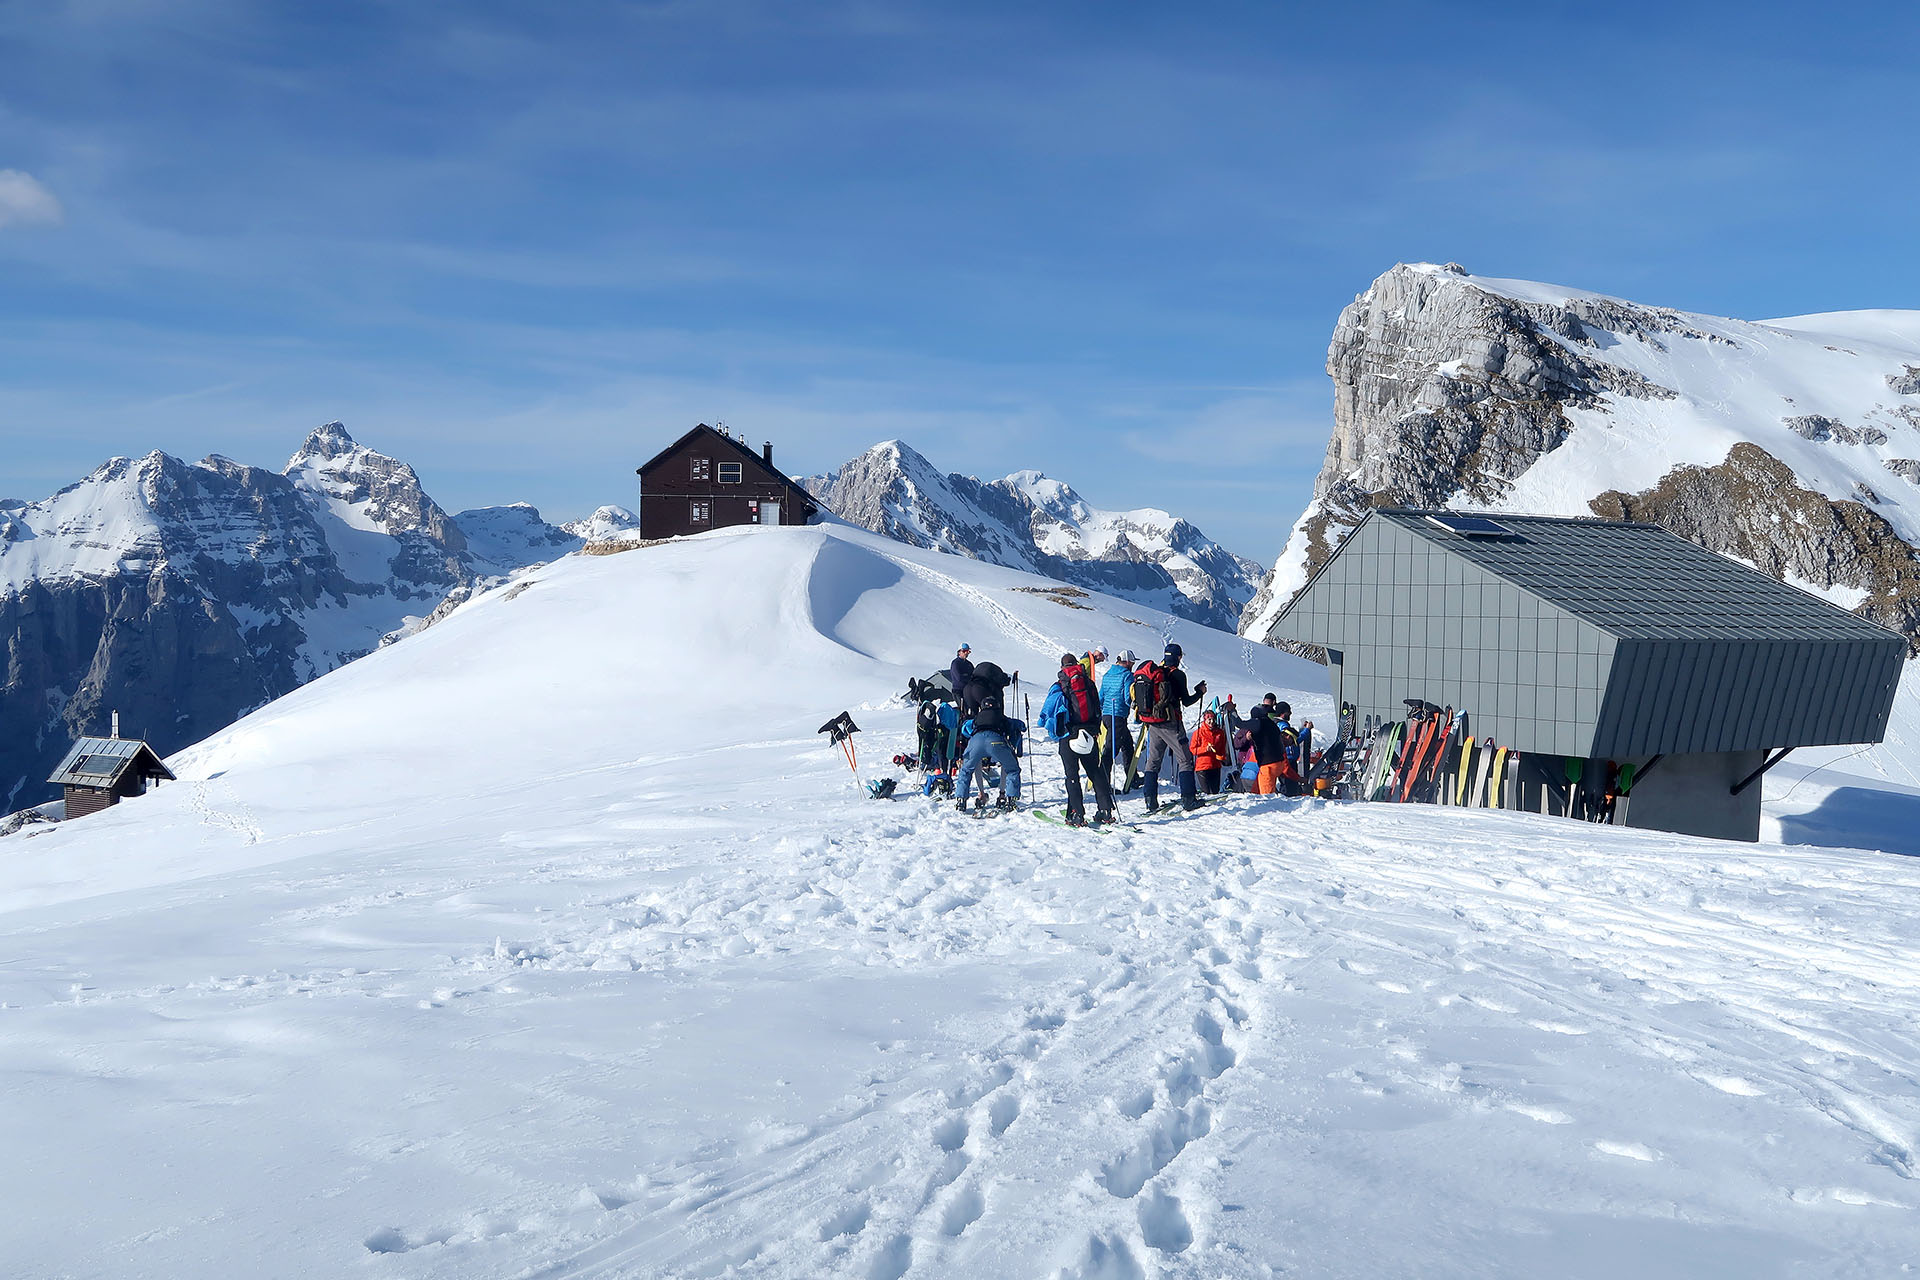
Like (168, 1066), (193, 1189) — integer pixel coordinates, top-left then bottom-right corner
(2, 0), (1916, 562)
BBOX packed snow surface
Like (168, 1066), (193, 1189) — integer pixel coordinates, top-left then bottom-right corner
(5, 524), (1919, 1278)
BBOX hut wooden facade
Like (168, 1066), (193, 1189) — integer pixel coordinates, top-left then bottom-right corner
(634, 424), (818, 540)
(48, 737), (176, 819)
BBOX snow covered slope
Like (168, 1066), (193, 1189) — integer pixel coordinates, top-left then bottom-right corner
(4, 523), (1919, 1278)
(0, 423), (583, 812)
(1242, 263), (1920, 647)
(809, 439), (1263, 631)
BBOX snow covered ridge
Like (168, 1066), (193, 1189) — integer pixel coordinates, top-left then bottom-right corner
(1241, 262), (1920, 650)
(0, 422), (585, 814)
(6, 521), (1920, 1276)
(807, 439), (1264, 631)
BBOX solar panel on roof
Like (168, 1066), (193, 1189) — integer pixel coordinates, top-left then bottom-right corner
(1425, 513), (1514, 538)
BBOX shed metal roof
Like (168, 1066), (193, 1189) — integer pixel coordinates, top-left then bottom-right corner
(48, 737), (176, 788)
(1373, 509), (1900, 644)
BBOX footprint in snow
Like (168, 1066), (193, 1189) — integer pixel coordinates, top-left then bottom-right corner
(1136, 1187), (1194, 1254)
(937, 1183), (986, 1237)
(932, 1113), (968, 1153)
(988, 1091), (1021, 1136)
(818, 1198), (872, 1241)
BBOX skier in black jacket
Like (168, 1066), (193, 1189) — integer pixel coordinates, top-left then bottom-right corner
(948, 644), (974, 700)
(1137, 642), (1206, 812)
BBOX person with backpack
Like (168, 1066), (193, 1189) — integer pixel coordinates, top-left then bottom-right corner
(1246, 703), (1287, 794)
(1099, 649), (1138, 790)
(955, 660), (1020, 812)
(1189, 708), (1227, 795)
(1040, 652), (1115, 826)
(1134, 642), (1207, 813)
(1271, 700), (1305, 796)
(916, 699), (949, 773)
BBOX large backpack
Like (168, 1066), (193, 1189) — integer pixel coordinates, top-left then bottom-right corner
(970, 689), (1007, 734)
(1132, 662), (1168, 723)
(1060, 663), (1098, 725)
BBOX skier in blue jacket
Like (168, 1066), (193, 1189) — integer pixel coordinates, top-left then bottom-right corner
(1099, 649), (1138, 790)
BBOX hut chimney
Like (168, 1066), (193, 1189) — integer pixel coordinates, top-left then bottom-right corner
(112, 710), (120, 738)
(763, 441), (773, 466)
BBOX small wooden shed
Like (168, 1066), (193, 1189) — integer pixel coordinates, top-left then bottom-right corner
(48, 737), (176, 819)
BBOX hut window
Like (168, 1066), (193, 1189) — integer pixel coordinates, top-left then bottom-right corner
(718, 462), (743, 484)
(690, 457), (710, 481)
(690, 500), (712, 525)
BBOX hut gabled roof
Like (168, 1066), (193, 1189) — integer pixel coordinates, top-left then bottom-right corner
(48, 737), (176, 788)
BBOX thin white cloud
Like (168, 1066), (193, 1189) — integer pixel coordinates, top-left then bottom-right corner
(0, 170), (63, 228)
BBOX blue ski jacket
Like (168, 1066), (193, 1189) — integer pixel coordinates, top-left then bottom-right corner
(1039, 682), (1077, 741)
(1099, 664), (1133, 717)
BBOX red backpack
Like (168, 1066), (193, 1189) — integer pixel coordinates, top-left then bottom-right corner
(1132, 662), (1169, 723)
(1060, 662), (1098, 724)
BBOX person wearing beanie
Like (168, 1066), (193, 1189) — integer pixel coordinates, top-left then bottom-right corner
(1099, 649), (1138, 788)
(1136, 641), (1207, 812)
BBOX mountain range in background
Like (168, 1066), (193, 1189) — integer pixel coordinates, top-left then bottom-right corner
(1241, 263), (1920, 654)
(805, 440), (1264, 632)
(0, 423), (636, 811)
(11, 261), (1920, 813)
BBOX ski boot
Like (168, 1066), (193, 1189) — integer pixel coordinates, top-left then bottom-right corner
(1065, 809), (1087, 828)
(1142, 771), (1160, 814)
(1091, 808), (1116, 827)
(995, 795), (1016, 813)
(1179, 770), (1203, 812)
(955, 797), (970, 814)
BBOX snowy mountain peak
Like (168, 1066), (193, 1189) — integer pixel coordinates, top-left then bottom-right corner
(286, 420), (360, 465)
(283, 422), (463, 550)
(560, 505), (641, 542)
(0, 423), (590, 812)
(807, 440), (1263, 631)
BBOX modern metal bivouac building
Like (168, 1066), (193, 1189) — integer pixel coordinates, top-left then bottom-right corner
(1272, 509), (1906, 841)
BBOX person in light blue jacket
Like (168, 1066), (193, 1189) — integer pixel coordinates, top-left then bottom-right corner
(1099, 649), (1138, 789)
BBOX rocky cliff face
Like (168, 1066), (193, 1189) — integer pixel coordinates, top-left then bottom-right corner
(0, 424), (583, 812)
(1242, 263), (1920, 651)
(806, 440), (1263, 630)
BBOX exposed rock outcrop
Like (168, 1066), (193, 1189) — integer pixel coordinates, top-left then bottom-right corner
(1591, 444), (1920, 650)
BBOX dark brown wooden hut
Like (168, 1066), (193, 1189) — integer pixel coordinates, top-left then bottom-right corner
(48, 737), (176, 819)
(634, 424), (818, 540)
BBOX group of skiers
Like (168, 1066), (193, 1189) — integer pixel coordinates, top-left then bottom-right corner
(916, 641), (1317, 827)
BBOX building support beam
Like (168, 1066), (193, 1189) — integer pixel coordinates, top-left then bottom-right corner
(1729, 747), (1794, 797)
